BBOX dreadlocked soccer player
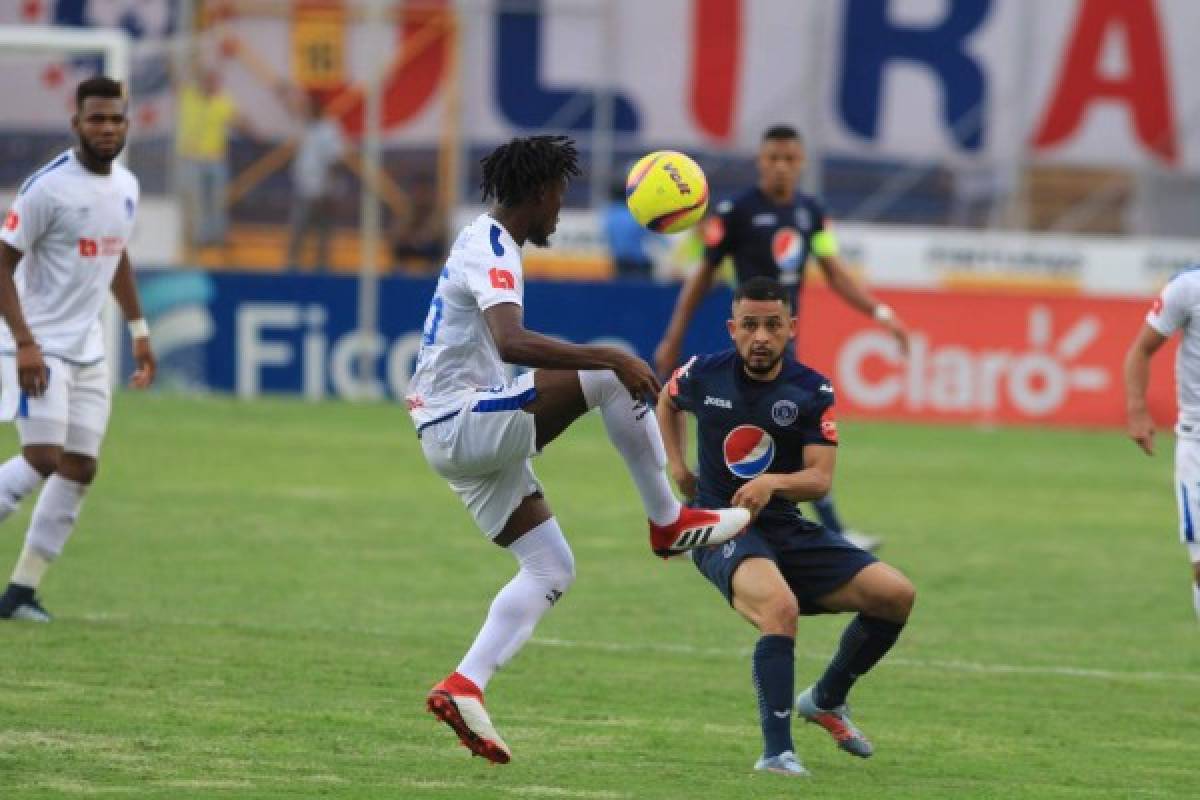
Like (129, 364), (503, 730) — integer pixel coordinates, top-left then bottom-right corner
(408, 136), (750, 763)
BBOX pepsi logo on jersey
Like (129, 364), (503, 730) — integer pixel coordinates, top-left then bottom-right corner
(772, 227), (803, 272)
(723, 425), (775, 479)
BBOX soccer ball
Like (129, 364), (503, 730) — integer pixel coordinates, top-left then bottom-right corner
(624, 150), (709, 233)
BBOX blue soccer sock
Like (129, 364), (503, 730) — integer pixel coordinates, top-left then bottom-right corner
(811, 494), (845, 533)
(753, 635), (795, 757)
(815, 614), (905, 709)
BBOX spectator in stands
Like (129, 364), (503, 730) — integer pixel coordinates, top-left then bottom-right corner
(285, 91), (346, 272)
(175, 67), (256, 251)
(390, 176), (446, 273)
(602, 179), (659, 280)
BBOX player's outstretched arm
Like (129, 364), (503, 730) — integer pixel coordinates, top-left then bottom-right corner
(0, 241), (47, 397)
(655, 262), (719, 378)
(110, 250), (156, 389)
(815, 254), (910, 356)
(656, 382), (696, 500)
(484, 303), (660, 401)
(1123, 324), (1167, 456)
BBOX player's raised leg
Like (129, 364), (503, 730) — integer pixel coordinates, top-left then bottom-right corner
(526, 369), (749, 557)
(796, 562), (915, 757)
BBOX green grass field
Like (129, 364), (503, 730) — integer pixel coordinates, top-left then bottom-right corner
(1, 393), (1196, 799)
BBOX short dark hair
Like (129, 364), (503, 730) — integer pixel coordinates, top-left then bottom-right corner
(76, 76), (124, 110)
(762, 125), (803, 145)
(480, 135), (581, 207)
(733, 276), (794, 312)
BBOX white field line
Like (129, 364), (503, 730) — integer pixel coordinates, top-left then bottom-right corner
(399, 780), (628, 799)
(530, 636), (1200, 685)
(76, 613), (1200, 686)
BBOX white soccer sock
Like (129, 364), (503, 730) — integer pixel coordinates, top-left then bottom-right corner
(1193, 581), (1200, 623)
(456, 518), (575, 690)
(0, 455), (46, 522)
(13, 476), (88, 588)
(578, 369), (681, 526)
(10, 543), (50, 589)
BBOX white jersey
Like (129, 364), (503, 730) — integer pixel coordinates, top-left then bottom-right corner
(407, 214), (524, 428)
(0, 149), (139, 364)
(1147, 266), (1200, 438)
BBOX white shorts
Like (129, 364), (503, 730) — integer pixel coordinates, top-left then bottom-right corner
(1174, 437), (1200, 561)
(419, 372), (541, 539)
(0, 354), (111, 458)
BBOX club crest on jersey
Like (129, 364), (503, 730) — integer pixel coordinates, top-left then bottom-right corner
(771, 399), (798, 426)
(723, 425), (775, 479)
(772, 227), (803, 273)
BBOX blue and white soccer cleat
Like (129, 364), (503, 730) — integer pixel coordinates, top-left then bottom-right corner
(753, 750), (810, 777)
(649, 506), (751, 559)
(795, 686), (873, 758)
(0, 583), (52, 622)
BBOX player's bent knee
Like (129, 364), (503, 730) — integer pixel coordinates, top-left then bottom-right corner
(871, 577), (915, 622)
(752, 592), (799, 635)
(577, 369), (622, 409)
(22, 446), (61, 478)
(58, 454), (98, 485)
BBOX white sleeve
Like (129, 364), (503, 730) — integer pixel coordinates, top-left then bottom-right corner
(463, 248), (523, 312)
(0, 182), (54, 254)
(1147, 274), (1195, 336)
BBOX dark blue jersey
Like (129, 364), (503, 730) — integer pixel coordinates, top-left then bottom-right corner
(702, 187), (829, 289)
(667, 349), (838, 522)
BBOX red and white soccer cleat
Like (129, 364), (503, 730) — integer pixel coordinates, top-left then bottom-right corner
(649, 506), (751, 559)
(426, 672), (512, 764)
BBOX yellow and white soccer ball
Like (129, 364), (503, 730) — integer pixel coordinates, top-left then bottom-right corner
(624, 150), (709, 234)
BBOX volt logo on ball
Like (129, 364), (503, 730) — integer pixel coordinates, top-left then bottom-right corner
(723, 425), (775, 479)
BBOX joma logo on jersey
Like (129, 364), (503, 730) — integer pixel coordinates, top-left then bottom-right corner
(704, 395), (732, 409)
(662, 162), (692, 195)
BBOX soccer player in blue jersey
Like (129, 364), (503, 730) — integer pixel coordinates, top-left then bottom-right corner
(655, 125), (910, 552)
(658, 276), (915, 777)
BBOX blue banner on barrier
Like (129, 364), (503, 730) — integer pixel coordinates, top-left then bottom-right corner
(138, 271), (736, 399)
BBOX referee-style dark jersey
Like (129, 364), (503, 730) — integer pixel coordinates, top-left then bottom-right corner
(702, 187), (829, 289)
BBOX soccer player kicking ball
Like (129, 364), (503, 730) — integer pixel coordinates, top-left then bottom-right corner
(1124, 268), (1200, 621)
(658, 277), (915, 777)
(407, 136), (749, 764)
(0, 77), (156, 621)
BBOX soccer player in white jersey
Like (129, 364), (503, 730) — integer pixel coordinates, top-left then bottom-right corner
(1125, 267), (1200, 621)
(408, 136), (750, 763)
(0, 77), (156, 622)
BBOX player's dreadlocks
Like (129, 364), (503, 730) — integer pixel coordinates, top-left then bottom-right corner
(480, 135), (581, 208)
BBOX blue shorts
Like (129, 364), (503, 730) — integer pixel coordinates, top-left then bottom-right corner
(691, 514), (877, 615)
